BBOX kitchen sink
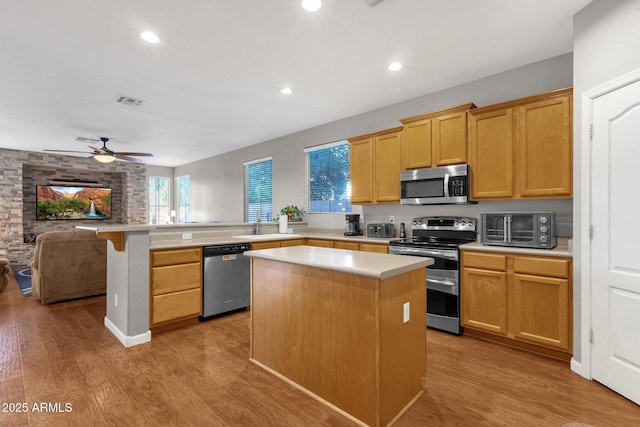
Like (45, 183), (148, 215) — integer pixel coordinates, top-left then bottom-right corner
(232, 233), (302, 240)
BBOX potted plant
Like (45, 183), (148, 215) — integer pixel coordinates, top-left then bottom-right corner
(279, 205), (304, 221)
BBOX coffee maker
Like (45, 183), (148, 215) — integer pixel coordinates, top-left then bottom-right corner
(344, 214), (363, 236)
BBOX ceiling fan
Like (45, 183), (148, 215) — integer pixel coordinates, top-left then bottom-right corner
(44, 137), (154, 163)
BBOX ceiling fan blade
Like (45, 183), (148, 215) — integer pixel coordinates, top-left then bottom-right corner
(114, 154), (142, 162)
(116, 152), (154, 157)
(75, 137), (102, 143)
(88, 145), (109, 154)
(44, 149), (93, 154)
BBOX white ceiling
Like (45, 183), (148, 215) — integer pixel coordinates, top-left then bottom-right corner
(0, 0), (591, 167)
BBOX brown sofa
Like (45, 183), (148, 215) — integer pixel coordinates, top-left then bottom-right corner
(0, 249), (9, 292)
(30, 229), (107, 304)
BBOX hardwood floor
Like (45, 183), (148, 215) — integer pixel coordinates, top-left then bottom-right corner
(1, 272), (639, 426)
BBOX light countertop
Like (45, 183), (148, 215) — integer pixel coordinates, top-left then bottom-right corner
(460, 238), (573, 258)
(245, 245), (433, 279)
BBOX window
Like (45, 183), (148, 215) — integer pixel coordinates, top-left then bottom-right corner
(306, 141), (351, 213)
(176, 175), (191, 223)
(245, 157), (273, 222)
(148, 176), (170, 224)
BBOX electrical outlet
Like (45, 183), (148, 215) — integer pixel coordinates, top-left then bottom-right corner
(389, 215), (394, 223)
(182, 233), (192, 240)
(115, 293), (118, 307)
(403, 302), (410, 323)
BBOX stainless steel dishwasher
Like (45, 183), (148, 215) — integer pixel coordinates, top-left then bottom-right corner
(200, 243), (251, 320)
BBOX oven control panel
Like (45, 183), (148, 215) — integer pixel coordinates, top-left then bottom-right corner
(412, 216), (477, 232)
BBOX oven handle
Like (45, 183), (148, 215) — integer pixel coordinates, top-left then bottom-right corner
(389, 247), (458, 260)
(428, 277), (456, 288)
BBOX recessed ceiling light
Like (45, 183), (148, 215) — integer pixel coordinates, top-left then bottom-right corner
(388, 62), (403, 71)
(302, 0), (322, 12)
(280, 87), (293, 95)
(140, 31), (160, 44)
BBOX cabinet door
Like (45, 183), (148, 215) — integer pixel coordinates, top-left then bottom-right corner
(350, 138), (375, 203)
(517, 94), (572, 198)
(402, 119), (432, 170)
(511, 273), (571, 352)
(461, 267), (508, 334)
(468, 108), (514, 199)
(432, 111), (467, 166)
(374, 131), (402, 203)
(152, 288), (201, 325)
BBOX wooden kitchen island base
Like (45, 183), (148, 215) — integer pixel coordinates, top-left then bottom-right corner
(246, 247), (431, 427)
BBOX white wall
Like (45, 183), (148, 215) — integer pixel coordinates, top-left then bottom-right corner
(572, 0), (640, 364)
(176, 54), (574, 230)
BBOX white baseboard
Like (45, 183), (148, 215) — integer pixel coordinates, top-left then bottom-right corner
(104, 316), (151, 348)
(570, 357), (590, 379)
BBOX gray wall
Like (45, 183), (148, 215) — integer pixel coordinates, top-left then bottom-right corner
(572, 0), (640, 364)
(175, 54), (574, 232)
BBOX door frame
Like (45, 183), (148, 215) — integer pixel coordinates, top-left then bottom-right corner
(578, 67), (640, 379)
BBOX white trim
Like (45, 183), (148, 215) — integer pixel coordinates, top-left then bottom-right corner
(303, 139), (348, 153)
(243, 156), (273, 166)
(104, 316), (152, 348)
(578, 66), (640, 380)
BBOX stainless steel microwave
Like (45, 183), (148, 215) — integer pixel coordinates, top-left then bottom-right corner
(400, 164), (472, 205)
(481, 212), (556, 249)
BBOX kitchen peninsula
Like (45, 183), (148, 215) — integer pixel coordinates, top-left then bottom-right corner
(245, 246), (432, 427)
(82, 223), (400, 348)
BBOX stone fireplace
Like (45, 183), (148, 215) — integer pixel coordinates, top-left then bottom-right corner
(0, 148), (147, 267)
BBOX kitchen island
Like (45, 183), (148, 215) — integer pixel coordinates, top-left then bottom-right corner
(245, 246), (432, 427)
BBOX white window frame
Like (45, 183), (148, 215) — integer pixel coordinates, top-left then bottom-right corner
(244, 156), (273, 222)
(148, 176), (171, 224)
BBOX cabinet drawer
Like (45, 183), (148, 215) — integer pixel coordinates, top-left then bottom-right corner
(514, 256), (570, 279)
(335, 241), (360, 251)
(280, 239), (306, 247)
(462, 252), (507, 271)
(152, 262), (201, 295)
(151, 247), (202, 267)
(359, 243), (388, 254)
(152, 288), (201, 325)
(306, 239), (335, 248)
(251, 241), (281, 250)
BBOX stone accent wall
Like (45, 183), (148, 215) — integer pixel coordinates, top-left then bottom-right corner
(0, 148), (147, 267)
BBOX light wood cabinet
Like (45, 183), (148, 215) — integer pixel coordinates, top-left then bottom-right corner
(305, 238), (335, 248)
(468, 88), (572, 200)
(334, 241), (360, 250)
(150, 247), (202, 331)
(349, 127), (403, 204)
(349, 136), (375, 204)
(461, 250), (572, 359)
(401, 103), (476, 170)
(359, 243), (389, 254)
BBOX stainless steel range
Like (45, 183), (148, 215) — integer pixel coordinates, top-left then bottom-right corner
(389, 216), (477, 335)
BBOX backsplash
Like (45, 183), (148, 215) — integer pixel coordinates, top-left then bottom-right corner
(0, 148), (148, 267)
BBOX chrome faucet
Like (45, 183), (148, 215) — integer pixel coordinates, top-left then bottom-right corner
(254, 210), (262, 235)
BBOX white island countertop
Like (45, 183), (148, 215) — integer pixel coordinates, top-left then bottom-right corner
(245, 245), (433, 280)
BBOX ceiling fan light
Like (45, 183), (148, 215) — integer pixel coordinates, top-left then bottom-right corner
(301, 0), (321, 12)
(94, 154), (116, 163)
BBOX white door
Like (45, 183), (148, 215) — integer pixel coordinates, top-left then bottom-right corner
(590, 77), (640, 405)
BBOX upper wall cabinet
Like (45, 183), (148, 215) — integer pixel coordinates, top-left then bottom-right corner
(400, 103), (476, 170)
(349, 127), (403, 204)
(468, 88), (573, 200)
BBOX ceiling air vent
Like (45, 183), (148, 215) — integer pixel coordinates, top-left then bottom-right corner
(114, 95), (145, 107)
(366, 0), (385, 6)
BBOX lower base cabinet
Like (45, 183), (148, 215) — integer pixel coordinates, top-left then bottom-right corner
(150, 247), (202, 332)
(461, 250), (572, 360)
